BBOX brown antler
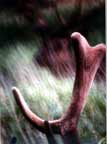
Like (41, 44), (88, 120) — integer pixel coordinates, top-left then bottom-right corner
(12, 87), (61, 134)
(12, 32), (106, 143)
(60, 32), (106, 132)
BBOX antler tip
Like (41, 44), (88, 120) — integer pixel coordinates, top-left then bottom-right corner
(12, 86), (18, 92)
(71, 32), (81, 39)
(12, 87), (21, 99)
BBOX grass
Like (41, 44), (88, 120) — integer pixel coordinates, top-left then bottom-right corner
(0, 43), (106, 144)
(0, 8), (106, 144)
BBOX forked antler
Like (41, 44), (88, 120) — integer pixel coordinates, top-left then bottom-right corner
(12, 32), (106, 144)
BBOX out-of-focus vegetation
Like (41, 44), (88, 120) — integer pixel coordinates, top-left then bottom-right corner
(0, 44), (106, 144)
(0, 3), (106, 144)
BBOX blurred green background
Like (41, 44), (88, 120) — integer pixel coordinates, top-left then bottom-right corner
(0, 2), (106, 144)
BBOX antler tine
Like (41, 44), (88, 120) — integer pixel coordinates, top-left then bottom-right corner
(61, 32), (106, 126)
(71, 32), (90, 57)
(12, 87), (61, 134)
(58, 33), (106, 144)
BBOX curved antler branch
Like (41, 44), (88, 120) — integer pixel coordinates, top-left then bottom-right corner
(60, 32), (106, 132)
(12, 87), (61, 134)
(58, 32), (106, 144)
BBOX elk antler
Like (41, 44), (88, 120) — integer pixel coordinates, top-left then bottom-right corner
(59, 32), (106, 144)
(60, 32), (106, 129)
(12, 87), (61, 134)
(12, 32), (106, 144)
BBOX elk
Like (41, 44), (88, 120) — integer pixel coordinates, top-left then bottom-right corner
(12, 32), (106, 144)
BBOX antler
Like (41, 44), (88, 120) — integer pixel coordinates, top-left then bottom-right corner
(12, 32), (106, 143)
(12, 87), (61, 134)
(60, 33), (106, 128)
